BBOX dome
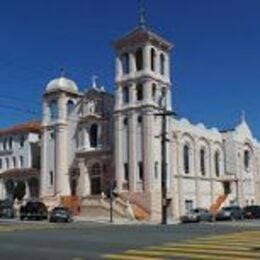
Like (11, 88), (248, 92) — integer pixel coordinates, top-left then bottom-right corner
(45, 76), (78, 93)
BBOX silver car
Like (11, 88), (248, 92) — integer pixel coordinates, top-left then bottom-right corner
(181, 208), (213, 223)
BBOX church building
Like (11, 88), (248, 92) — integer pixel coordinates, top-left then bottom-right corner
(0, 4), (259, 222)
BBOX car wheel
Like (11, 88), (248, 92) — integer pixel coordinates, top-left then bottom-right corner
(20, 216), (24, 221)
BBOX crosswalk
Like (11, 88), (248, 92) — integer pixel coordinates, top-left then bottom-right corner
(103, 231), (260, 259)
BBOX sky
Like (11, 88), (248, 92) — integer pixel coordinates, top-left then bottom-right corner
(0, 0), (260, 137)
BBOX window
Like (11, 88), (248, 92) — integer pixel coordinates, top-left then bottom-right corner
(67, 100), (74, 115)
(9, 137), (12, 150)
(0, 159), (2, 169)
(215, 151), (220, 177)
(124, 163), (129, 182)
(138, 162), (144, 181)
(20, 135), (25, 148)
(160, 53), (165, 75)
(49, 100), (58, 120)
(5, 158), (9, 169)
(244, 150), (250, 170)
(121, 53), (130, 74)
(152, 84), (157, 100)
(136, 84), (143, 101)
(154, 161), (159, 179)
(123, 117), (128, 126)
(151, 48), (156, 71)
(3, 139), (7, 150)
(123, 87), (129, 103)
(49, 171), (53, 186)
(200, 148), (206, 176)
(183, 144), (190, 174)
(20, 156), (24, 168)
(137, 115), (142, 124)
(185, 200), (193, 213)
(12, 157), (16, 168)
(90, 124), (98, 148)
(135, 48), (143, 71)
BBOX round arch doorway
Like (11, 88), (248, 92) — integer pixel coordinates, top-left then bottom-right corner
(90, 163), (101, 195)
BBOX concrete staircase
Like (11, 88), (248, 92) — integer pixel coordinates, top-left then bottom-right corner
(210, 194), (227, 216)
(79, 196), (150, 221)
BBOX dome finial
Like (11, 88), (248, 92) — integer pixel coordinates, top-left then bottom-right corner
(60, 67), (66, 77)
(92, 75), (98, 89)
(138, 0), (146, 27)
(241, 109), (246, 123)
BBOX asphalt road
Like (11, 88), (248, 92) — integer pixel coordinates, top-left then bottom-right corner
(0, 220), (259, 259)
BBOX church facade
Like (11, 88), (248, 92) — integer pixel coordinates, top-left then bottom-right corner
(37, 19), (260, 221)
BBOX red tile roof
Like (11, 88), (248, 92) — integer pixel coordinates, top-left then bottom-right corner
(0, 121), (41, 137)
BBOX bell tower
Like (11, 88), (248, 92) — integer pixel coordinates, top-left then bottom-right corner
(113, 2), (173, 219)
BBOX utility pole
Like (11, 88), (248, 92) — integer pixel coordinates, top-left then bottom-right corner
(155, 103), (174, 225)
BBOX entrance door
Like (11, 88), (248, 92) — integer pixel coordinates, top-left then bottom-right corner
(223, 181), (231, 195)
(90, 163), (101, 195)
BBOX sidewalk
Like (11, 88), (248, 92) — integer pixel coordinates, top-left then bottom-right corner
(74, 216), (180, 225)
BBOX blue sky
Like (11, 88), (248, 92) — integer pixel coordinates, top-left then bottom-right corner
(0, 0), (260, 137)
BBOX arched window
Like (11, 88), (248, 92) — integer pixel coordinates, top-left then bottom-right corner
(67, 100), (74, 115)
(136, 84), (143, 101)
(152, 83), (157, 100)
(3, 139), (7, 150)
(160, 53), (165, 75)
(135, 48), (143, 71)
(20, 135), (25, 148)
(244, 150), (250, 170)
(200, 148), (206, 176)
(123, 117), (128, 126)
(5, 158), (9, 169)
(49, 100), (58, 120)
(137, 115), (142, 124)
(9, 137), (13, 150)
(49, 171), (53, 186)
(90, 124), (98, 148)
(215, 151), (220, 177)
(121, 53), (130, 74)
(123, 87), (129, 103)
(151, 48), (156, 71)
(12, 157), (16, 168)
(20, 156), (24, 168)
(183, 144), (190, 174)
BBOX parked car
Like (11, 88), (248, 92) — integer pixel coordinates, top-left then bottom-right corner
(49, 207), (73, 223)
(215, 206), (243, 220)
(20, 201), (48, 220)
(0, 200), (14, 218)
(243, 205), (260, 219)
(180, 208), (212, 223)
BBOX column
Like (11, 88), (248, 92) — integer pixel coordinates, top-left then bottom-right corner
(42, 100), (50, 125)
(143, 45), (151, 73)
(194, 138), (200, 207)
(40, 127), (48, 197)
(115, 56), (122, 81)
(129, 52), (136, 76)
(55, 123), (69, 196)
(78, 159), (89, 197)
(144, 81), (151, 103)
(177, 133), (184, 216)
(129, 112), (137, 192)
(209, 142), (215, 204)
(115, 115), (123, 192)
(165, 54), (170, 81)
(24, 181), (30, 200)
(143, 108), (153, 192)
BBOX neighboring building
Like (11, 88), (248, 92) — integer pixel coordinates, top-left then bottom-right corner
(0, 121), (41, 201)
(2, 8), (260, 221)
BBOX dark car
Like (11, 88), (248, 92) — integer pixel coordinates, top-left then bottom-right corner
(216, 206), (243, 220)
(49, 207), (73, 223)
(0, 200), (14, 218)
(180, 208), (212, 223)
(243, 205), (260, 219)
(20, 201), (48, 220)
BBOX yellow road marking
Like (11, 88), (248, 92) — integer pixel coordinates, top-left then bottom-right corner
(102, 231), (260, 260)
(102, 254), (161, 260)
(141, 245), (260, 259)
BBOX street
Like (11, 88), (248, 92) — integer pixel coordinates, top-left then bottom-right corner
(0, 220), (259, 259)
